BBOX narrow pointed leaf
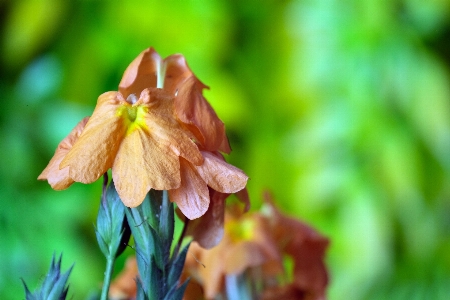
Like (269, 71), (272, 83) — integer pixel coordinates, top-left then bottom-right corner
(167, 242), (191, 289)
(47, 265), (73, 300)
(148, 256), (163, 300)
(163, 279), (190, 300)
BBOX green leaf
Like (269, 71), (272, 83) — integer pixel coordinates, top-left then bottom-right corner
(163, 279), (190, 300)
(144, 256), (163, 300)
(148, 226), (164, 271)
(135, 279), (147, 300)
(167, 242), (191, 289)
(95, 179), (128, 258)
(159, 191), (174, 264)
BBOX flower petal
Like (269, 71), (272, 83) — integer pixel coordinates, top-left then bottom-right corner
(169, 158), (209, 220)
(261, 284), (305, 300)
(141, 88), (203, 166)
(186, 189), (228, 248)
(224, 241), (268, 275)
(118, 48), (162, 98)
(264, 194), (329, 296)
(162, 54), (192, 95)
(196, 151), (248, 193)
(119, 49), (193, 97)
(38, 117), (89, 190)
(291, 236), (329, 297)
(113, 127), (181, 207)
(236, 187), (251, 212)
(175, 76), (231, 153)
(60, 92), (125, 183)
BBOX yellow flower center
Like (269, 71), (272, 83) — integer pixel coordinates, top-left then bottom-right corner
(226, 217), (255, 243)
(126, 106), (138, 122)
(116, 104), (148, 135)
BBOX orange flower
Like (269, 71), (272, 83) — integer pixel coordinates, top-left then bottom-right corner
(184, 208), (282, 299)
(182, 194), (329, 299)
(40, 88), (203, 209)
(119, 47), (231, 153)
(39, 47), (247, 220)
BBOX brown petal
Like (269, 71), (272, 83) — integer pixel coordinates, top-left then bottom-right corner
(113, 127), (181, 207)
(175, 76), (231, 153)
(162, 54), (192, 95)
(181, 278), (204, 300)
(197, 151), (248, 193)
(186, 189), (228, 249)
(38, 117), (89, 190)
(169, 158), (209, 220)
(224, 212), (283, 275)
(261, 284), (307, 300)
(60, 92), (125, 183)
(236, 187), (251, 213)
(291, 236), (329, 299)
(119, 48), (162, 98)
(264, 195), (329, 297)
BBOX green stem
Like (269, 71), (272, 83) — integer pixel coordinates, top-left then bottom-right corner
(225, 273), (253, 300)
(100, 256), (115, 300)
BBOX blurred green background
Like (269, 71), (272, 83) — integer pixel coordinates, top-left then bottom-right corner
(1, 0), (450, 299)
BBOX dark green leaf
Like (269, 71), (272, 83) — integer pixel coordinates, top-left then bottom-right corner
(167, 242), (191, 289)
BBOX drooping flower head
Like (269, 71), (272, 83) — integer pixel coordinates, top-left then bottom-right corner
(38, 48), (248, 220)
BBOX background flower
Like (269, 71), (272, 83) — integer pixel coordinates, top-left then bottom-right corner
(182, 199), (328, 299)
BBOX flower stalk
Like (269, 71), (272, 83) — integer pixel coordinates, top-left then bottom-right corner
(125, 189), (190, 300)
(95, 174), (131, 299)
(100, 257), (115, 300)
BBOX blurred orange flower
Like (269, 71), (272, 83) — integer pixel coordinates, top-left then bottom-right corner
(184, 207), (282, 299)
(182, 194), (329, 300)
(262, 194), (329, 300)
